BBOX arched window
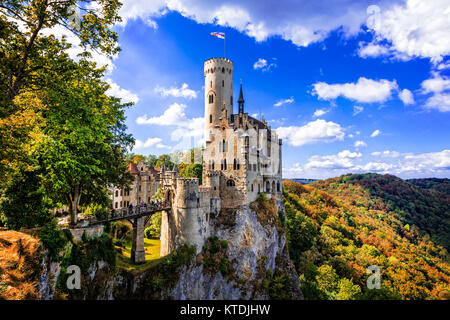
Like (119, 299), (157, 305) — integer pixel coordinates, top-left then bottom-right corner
(115, 190), (118, 197)
(226, 179), (235, 187)
(266, 181), (270, 193)
(251, 184), (254, 192)
(209, 94), (214, 104)
(222, 67), (225, 73)
(212, 160), (215, 170)
(233, 159), (237, 170)
(224, 159), (227, 170)
(277, 181), (281, 192)
(210, 114), (212, 123)
(222, 79), (224, 87)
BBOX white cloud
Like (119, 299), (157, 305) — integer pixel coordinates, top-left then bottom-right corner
(402, 150), (450, 171)
(371, 150), (401, 158)
(424, 93), (450, 112)
(359, 161), (393, 172)
(306, 150), (362, 169)
(353, 105), (364, 115)
(284, 149), (450, 179)
(276, 119), (345, 147)
(313, 108), (329, 117)
(357, 42), (390, 58)
(364, 1), (450, 63)
(420, 72), (450, 112)
(117, 1), (400, 49)
(253, 58), (276, 72)
(136, 103), (203, 141)
(274, 97), (294, 107)
(105, 79), (139, 103)
(134, 137), (170, 151)
(312, 77), (398, 103)
(370, 129), (381, 138)
(398, 89), (414, 105)
(155, 83), (197, 99)
(421, 73), (450, 94)
(354, 140), (367, 148)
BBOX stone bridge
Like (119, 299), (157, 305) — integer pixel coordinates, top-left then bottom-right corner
(74, 203), (171, 263)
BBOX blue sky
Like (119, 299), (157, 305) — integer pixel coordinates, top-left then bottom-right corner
(92, 0), (450, 179)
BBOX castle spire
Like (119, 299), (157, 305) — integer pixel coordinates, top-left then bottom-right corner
(238, 80), (244, 114)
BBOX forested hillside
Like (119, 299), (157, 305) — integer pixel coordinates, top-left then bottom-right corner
(282, 174), (450, 300)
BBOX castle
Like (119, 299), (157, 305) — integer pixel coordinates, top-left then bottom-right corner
(112, 57), (283, 257)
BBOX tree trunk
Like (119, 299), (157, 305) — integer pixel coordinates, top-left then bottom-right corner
(68, 184), (82, 227)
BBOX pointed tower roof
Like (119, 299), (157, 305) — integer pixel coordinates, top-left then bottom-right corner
(238, 80), (245, 105)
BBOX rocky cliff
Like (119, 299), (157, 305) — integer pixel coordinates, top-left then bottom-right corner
(1, 199), (302, 300)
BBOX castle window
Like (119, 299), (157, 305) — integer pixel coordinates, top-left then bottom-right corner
(115, 190), (118, 197)
(115, 202), (118, 208)
(226, 179), (235, 187)
(210, 114), (212, 123)
(244, 136), (249, 146)
(222, 67), (225, 73)
(233, 159), (237, 170)
(139, 185), (141, 192)
(120, 201), (122, 207)
(266, 181), (270, 193)
(212, 160), (215, 170)
(277, 182), (281, 192)
(221, 160), (223, 170)
(253, 164), (256, 171)
(237, 159), (240, 170)
(120, 189), (123, 196)
(230, 96), (233, 105)
(209, 94), (214, 104)
(222, 80), (224, 87)
(224, 159), (227, 170)
(251, 184), (254, 192)
(258, 184), (261, 193)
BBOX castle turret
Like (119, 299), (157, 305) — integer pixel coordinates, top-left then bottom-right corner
(204, 58), (234, 141)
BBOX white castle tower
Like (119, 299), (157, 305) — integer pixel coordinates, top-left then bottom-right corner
(204, 58), (234, 141)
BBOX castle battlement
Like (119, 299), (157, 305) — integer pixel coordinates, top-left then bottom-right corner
(204, 57), (233, 65)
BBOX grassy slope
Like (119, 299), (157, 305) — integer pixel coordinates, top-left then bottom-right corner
(282, 174), (450, 300)
(116, 238), (162, 272)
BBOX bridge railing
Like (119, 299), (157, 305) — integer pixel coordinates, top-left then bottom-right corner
(83, 202), (170, 225)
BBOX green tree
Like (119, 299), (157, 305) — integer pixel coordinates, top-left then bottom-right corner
(0, 0), (121, 104)
(146, 154), (157, 167)
(316, 265), (339, 299)
(155, 154), (174, 169)
(336, 278), (361, 300)
(145, 212), (162, 239)
(180, 163), (203, 184)
(0, 169), (52, 229)
(37, 59), (134, 226)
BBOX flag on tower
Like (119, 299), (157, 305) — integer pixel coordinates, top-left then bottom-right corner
(210, 32), (225, 39)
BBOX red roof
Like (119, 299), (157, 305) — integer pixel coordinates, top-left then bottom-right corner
(128, 162), (139, 174)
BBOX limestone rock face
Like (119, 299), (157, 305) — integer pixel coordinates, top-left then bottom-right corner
(164, 206), (303, 300)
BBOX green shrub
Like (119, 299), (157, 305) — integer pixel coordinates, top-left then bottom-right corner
(220, 240), (228, 249)
(144, 212), (162, 239)
(38, 220), (69, 261)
